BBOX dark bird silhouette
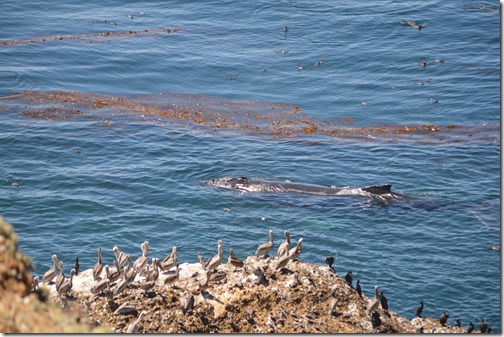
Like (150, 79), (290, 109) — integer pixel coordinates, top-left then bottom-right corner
(415, 300), (424, 318)
(325, 256), (335, 272)
(355, 280), (362, 297)
(74, 258), (80, 275)
(371, 311), (381, 328)
(480, 319), (487, 333)
(440, 311), (449, 326)
(467, 322), (474, 333)
(379, 291), (389, 316)
(455, 319), (461, 327)
(345, 270), (353, 288)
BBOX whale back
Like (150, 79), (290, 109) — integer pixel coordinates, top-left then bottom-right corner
(361, 184), (394, 195)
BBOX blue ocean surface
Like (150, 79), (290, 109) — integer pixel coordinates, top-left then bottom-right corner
(0, 0), (500, 332)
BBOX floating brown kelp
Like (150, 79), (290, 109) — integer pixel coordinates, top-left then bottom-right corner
(0, 28), (183, 47)
(1, 90), (499, 144)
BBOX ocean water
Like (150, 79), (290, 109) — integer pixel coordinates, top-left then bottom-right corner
(0, 0), (501, 332)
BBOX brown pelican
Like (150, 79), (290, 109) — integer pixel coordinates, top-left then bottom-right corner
(208, 271), (227, 284)
(205, 240), (223, 273)
(55, 261), (65, 292)
(124, 255), (136, 283)
(276, 230), (290, 259)
(42, 255), (59, 285)
(288, 237), (303, 261)
(228, 248), (244, 271)
(275, 253), (291, 270)
(198, 272), (209, 292)
(114, 302), (137, 315)
(367, 285), (380, 315)
(93, 248), (103, 281)
(31, 276), (39, 292)
(163, 263), (180, 287)
(139, 259), (161, 291)
(180, 294), (194, 315)
(133, 241), (149, 273)
(255, 230), (274, 257)
(91, 266), (110, 295)
(113, 246), (129, 267)
(328, 297), (338, 316)
(148, 258), (161, 282)
(198, 251), (210, 269)
(161, 246), (177, 271)
(57, 268), (76, 298)
(126, 311), (148, 333)
(108, 260), (122, 283)
(113, 274), (130, 296)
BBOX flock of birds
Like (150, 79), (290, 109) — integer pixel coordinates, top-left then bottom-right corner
(29, 228), (492, 333)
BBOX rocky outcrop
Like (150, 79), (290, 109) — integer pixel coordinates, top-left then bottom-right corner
(0, 217), (109, 333)
(0, 217), (470, 333)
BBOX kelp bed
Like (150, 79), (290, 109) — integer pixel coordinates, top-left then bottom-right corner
(1, 90), (499, 144)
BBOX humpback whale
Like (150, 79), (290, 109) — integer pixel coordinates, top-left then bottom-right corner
(206, 177), (404, 199)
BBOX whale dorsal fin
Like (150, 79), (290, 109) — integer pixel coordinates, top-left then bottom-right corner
(362, 184), (393, 195)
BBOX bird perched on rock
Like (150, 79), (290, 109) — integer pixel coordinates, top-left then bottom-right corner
(256, 230), (274, 257)
(126, 311), (147, 333)
(371, 311), (381, 328)
(379, 291), (389, 316)
(228, 248), (244, 271)
(355, 280), (362, 297)
(57, 268), (76, 298)
(55, 261), (65, 292)
(440, 311), (449, 326)
(416, 300), (424, 318)
(479, 319), (487, 333)
(161, 246), (177, 272)
(277, 230), (290, 258)
(114, 302), (137, 315)
(328, 297), (338, 316)
(74, 258), (80, 275)
(206, 240), (223, 273)
(164, 263), (180, 288)
(93, 248), (103, 281)
(275, 252), (291, 271)
(367, 285), (380, 316)
(345, 271), (353, 288)
(180, 293), (194, 315)
(454, 319), (461, 327)
(42, 255), (59, 285)
(113, 246), (129, 267)
(288, 237), (303, 261)
(133, 241), (149, 273)
(325, 256), (335, 272)
(467, 322), (474, 333)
